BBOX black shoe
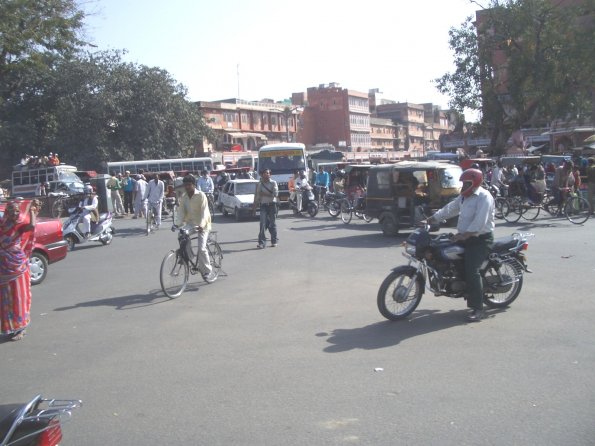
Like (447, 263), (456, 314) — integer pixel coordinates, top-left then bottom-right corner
(466, 309), (485, 322)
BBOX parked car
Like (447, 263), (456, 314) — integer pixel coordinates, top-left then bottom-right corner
(217, 179), (260, 221)
(365, 161), (462, 235)
(0, 199), (68, 285)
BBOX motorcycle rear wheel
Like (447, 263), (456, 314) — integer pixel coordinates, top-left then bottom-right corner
(483, 261), (523, 308)
(160, 250), (189, 298)
(377, 269), (422, 320)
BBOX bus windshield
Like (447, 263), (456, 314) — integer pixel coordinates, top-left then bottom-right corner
(258, 152), (305, 175)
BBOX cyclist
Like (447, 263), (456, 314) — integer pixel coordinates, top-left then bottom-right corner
(144, 173), (165, 228)
(314, 166), (330, 202)
(175, 174), (215, 282)
(197, 170), (215, 212)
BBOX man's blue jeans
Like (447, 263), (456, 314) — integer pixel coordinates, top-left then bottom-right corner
(258, 203), (277, 246)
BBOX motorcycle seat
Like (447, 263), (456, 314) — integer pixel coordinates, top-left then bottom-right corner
(492, 236), (517, 252)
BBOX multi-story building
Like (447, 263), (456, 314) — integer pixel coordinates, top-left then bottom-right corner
(374, 102), (427, 156)
(292, 83), (371, 152)
(196, 99), (300, 152)
(370, 117), (405, 152)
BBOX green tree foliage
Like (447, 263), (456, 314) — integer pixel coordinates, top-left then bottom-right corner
(436, 0), (595, 154)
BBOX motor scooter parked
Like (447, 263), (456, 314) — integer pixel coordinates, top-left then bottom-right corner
(0, 395), (81, 446)
(62, 207), (115, 250)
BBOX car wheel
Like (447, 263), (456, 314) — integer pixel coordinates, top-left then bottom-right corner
(222, 207), (229, 217)
(30, 252), (48, 285)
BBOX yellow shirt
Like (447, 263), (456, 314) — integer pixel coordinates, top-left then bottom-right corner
(176, 189), (212, 231)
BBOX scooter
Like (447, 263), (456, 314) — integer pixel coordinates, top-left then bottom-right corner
(0, 395), (81, 446)
(288, 187), (319, 217)
(62, 207), (115, 250)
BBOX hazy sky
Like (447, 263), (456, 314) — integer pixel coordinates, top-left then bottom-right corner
(82, 0), (480, 109)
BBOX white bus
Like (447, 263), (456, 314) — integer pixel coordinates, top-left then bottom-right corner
(257, 143), (308, 202)
(12, 165), (84, 197)
(106, 157), (213, 175)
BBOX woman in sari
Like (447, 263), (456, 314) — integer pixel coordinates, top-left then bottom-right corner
(1, 199), (39, 341)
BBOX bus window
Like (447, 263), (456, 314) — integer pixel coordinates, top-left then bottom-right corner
(182, 162), (193, 171)
(135, 164), (148, 173)
(13, 175), (21, 186)
(148, 165), (159, 172)
(194, 162), (204, 172)
(172, 162), (182, 172)
(159, 163), (170, 171)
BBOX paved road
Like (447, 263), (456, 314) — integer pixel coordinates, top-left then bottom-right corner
(2, 209), (594, 445)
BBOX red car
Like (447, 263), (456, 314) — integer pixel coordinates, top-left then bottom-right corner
(0, 200), (68, 285)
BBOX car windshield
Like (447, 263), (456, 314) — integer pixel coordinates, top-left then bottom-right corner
(235, 183), (257, 195)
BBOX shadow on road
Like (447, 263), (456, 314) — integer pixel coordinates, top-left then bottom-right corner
(307, 233), (405, 249)
(52, 287), (200, 311)
(318, 308), (505, 352)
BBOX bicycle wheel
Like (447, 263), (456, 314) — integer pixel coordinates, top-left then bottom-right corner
(207, 240), (223, 278)
(146, 209), (152, 235)
(564, 196), (591, 225)
(363, 213), (373, 223)
(503, 198), (522, 223)
(51, 199), (64, 218)
(521, 203), (540, 221)
(494, 197), (507, 220)
(340, 201), (352, 224)
(160, 250), (189, 298)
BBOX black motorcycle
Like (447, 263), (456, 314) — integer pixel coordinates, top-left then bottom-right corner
(288, 187), (319, 217)
(377, 225), (534, 321)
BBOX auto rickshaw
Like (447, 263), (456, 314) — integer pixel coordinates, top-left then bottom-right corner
(365, 161), (462, 236)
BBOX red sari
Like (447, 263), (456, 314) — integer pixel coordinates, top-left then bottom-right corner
(0, 202), (35, 335)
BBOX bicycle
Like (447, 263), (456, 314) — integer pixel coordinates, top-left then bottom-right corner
(521, 188), (591, 225)
(146, 201), (159, 235)
(160, 228), (224, 298)
(339, 195), (373, 224)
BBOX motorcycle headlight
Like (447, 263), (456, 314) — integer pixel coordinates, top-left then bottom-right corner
(405, 243), (416, 255)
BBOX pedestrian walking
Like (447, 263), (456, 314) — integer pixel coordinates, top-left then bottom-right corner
(252, 169), (278, 249)
(107, 172), (124, 216)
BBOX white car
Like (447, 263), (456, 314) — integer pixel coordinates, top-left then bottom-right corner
(217, 179), (259, 221)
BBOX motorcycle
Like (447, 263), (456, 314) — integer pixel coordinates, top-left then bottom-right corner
(288, 187), (319, 217)
(63, 207), (115, 250)
(377, 224), (534, 321)
(0, 395), (81, 446)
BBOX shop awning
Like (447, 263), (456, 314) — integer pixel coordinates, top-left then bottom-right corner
(224, 130), (267, 140)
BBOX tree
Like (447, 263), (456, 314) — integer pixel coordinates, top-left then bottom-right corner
(435, 0), (595, 154)
(0, 50), (215, 172)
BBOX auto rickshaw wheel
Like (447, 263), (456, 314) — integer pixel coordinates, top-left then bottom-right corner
(380, 213), (398, 236)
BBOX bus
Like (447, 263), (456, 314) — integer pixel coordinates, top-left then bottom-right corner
(258, 143), (308, 202)
(106, 157), (213, 176)
(12, 164), (84, 197)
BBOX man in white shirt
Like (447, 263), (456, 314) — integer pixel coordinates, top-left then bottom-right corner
(79, 185), (99, 238)
(133, 175), (147, 219)
(294, 170), (311, 213)
(175, 174), (215, 282)
(197, 170), (214, 194)
(429, 168), (495, 322)
(490, 161), (504, 193)
(144, 173), (165, 227)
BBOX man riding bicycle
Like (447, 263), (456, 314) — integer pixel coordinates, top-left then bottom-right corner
(175, 174), (216, 283)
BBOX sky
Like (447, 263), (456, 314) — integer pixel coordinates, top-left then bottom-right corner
(81, 0), (481, 110)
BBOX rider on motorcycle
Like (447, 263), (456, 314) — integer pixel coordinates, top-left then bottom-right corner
(79, 185), (99, 238)
(295, 170), (312, 213)
(427, 168), (495, 322)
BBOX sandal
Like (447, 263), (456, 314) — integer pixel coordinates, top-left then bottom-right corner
(10, 329), (26, 341)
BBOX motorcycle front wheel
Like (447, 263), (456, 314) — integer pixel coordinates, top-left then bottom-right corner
(483, 260), (523, 308)
(307, 202), (318, 217)
(377, 269), (422, 320)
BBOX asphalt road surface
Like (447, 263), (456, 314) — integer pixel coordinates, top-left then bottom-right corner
(2, 208), (594, 445)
